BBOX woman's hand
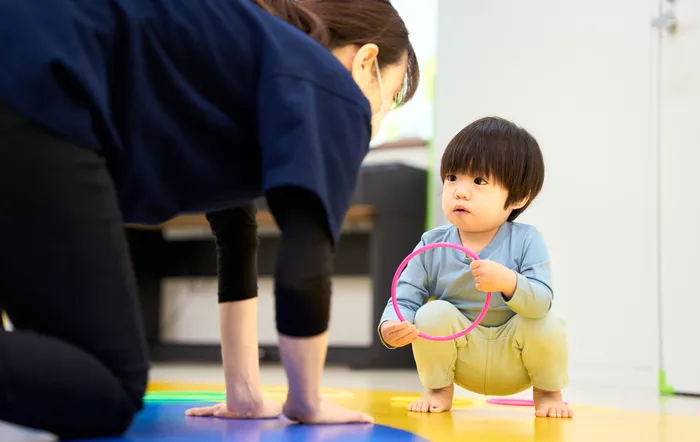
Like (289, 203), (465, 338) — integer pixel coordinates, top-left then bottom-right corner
(185, 400), (282, 419)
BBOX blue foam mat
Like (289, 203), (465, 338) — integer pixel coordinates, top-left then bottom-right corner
(72, 403), (427, 442)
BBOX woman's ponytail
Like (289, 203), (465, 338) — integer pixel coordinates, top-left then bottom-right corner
(252, 0), (329, 47)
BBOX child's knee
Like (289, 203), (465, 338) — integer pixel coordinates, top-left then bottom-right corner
(517, 314), (567, 348)
(414, 300), (461, 334)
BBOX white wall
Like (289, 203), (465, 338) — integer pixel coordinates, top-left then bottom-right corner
(161, 276), (373, 347)
(434, 0), (661, 389)
(363, 145), (428, 170)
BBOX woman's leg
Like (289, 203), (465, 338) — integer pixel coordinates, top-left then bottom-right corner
(267, 187), (372, 424)
(0, 108), (149, 439)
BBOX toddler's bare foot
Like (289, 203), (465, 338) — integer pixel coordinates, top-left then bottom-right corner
(283, 396), (374, 424)
(185, 398), (282, 419)
(408, 384), (454, 413)
(533, 388), (573, 418)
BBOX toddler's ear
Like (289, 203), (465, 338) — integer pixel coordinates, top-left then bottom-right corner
(511, 194), (530, 210)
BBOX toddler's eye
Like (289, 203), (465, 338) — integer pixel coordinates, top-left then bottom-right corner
(474, 177), (488, 185)
(446, 174), (457, 182)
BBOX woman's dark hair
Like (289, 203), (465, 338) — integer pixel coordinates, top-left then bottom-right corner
(440, 117), (545, 221)
(253, 0), (419, 107)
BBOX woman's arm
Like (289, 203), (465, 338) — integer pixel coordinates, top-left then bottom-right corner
(205, 204), (280, 416)
(206, 203), (259, 305)
(265, 186), (333, 338)
(266, 186), (372, 422)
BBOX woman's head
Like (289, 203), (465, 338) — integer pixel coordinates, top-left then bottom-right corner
(253, 0), (419, 136)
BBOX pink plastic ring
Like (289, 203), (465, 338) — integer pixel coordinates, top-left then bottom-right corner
(486, 398), (568, 406)
(391, 242), (491, 341)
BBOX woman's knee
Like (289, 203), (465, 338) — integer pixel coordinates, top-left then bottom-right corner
(84, 403), (137, 439)
(414, 300), (462, 334)
(121, 366), (148, 412)
(61, 371), (147, 440)
(98, 402), (139, 438)
(108, 369), (148, 436)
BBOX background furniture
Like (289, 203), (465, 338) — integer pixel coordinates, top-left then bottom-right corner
(128, 163), (426, 370)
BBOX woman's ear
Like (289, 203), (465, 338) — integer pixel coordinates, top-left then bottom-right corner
(350, 43), (379, 85)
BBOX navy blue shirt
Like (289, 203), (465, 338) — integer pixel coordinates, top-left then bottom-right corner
(0, 0), (372, 243)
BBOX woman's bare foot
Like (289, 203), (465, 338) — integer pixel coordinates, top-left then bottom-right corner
(533, 388), (573, 418)
(185, 398), (282, 419)
(283, 396), (374, 424)
(408, 384), (454, 413)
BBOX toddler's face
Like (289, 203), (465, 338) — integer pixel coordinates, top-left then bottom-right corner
(441, 172), (520, 234)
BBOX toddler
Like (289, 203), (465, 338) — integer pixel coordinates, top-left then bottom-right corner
(378, 117), (572, 418)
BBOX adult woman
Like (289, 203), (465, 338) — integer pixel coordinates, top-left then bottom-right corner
(0, 0), (419, 439)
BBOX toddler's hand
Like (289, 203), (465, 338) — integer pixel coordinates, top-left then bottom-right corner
(380, 320), (420, 348)
(469, 259), (517, 296)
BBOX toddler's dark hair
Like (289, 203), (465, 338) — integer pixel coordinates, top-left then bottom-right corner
(440, 117), (545, 221)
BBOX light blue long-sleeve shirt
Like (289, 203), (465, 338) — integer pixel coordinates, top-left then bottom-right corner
(379, 222), (554, 347)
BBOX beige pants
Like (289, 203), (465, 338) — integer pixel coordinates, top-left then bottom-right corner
(411, 300), (568, 396)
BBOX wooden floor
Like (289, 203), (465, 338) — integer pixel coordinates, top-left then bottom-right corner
(138, 381), (700, 442)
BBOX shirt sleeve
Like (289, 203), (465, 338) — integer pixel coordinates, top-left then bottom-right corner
(256, 74), (371, 248)
(265, 186), (334, 337)
(504, 229), (554, 319)
(377, 238), (431, 349)
(205, 203), (259, 304)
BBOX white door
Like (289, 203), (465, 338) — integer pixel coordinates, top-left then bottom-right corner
(658, 0), (700, 395)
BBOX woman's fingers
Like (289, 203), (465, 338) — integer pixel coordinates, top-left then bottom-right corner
(185, 404), (223, 417)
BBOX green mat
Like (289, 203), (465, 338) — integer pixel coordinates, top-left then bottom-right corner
(144, 391), (226, 403)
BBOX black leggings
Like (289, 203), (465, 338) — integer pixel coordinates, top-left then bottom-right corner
(0, 107), (334, 439)
(0, 108), (150, 439)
